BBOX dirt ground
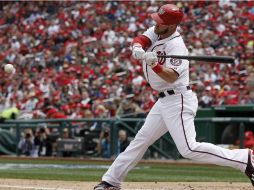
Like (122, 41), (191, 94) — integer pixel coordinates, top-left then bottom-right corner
(0, 179), (251, 190)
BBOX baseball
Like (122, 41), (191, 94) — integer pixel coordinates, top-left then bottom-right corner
(4, 64), (14, 74)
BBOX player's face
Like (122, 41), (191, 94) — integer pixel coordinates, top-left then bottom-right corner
(154, 24), (169, 35)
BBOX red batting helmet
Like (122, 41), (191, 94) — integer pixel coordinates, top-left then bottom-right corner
(151, 4), (183, 25)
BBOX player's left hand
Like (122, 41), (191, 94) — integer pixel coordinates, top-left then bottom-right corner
(143, 52), (158, 67)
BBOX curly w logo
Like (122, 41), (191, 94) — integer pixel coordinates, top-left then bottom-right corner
(158, 8), (165, 15)
(157, 51), (166, 65)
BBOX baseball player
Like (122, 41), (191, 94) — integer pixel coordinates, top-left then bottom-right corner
(94, 4), (254, 190)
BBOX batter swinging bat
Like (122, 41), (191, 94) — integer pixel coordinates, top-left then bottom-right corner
(157, 55), (235, 64)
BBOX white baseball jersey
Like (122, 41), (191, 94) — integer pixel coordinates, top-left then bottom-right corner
(142, 26), (189, 92)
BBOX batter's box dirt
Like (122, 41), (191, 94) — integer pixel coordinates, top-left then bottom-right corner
(0, 179), (251, 190)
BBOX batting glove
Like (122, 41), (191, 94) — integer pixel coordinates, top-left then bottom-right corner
(132, 44), (145, 60)
(143, 52), (158, 68)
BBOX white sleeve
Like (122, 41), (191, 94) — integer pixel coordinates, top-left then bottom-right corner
(142, 26), (158, 45)
(165, 46), (189, 76)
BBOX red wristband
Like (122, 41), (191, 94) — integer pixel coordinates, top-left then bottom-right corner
(152, 63), (163, 73)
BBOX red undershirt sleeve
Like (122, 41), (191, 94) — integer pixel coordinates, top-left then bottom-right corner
(132, 35), (152, 50)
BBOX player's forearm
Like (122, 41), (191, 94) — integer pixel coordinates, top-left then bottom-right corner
(143, 52), (179, 83)
(132, 35), (151, 50)
(155, 67), (178, 83)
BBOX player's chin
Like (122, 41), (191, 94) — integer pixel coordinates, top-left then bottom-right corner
(154, 28), (168, 35)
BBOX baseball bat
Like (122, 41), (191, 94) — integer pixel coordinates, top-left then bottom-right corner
(157, 55), (235, 63)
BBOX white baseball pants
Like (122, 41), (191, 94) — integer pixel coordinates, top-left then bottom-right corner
(102, 90), (248, 187)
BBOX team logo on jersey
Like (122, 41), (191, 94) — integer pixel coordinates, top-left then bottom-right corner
(157, 51), (166, 65)
(170, 58), (182, 66)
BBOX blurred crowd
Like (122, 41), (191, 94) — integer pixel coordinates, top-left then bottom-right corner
(0, 1), (254, 123)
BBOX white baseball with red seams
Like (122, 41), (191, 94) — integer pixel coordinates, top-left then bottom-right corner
(101, 26), (249, 188)
(4, 64), (14, 74)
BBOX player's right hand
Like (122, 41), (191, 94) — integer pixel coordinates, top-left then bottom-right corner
(143, 52), (158, 67)
(132, 44), (145, 60)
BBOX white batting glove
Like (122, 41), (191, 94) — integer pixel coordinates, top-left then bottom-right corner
(132, 44), (145, 60)
(143, 52), (158, 68)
